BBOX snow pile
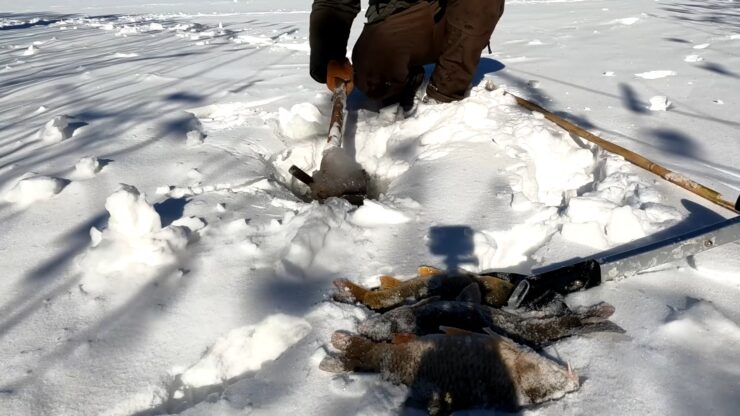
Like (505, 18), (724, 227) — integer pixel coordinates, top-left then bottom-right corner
(516, 121), (595, 206)
(349, 199), (410, 227)
(80, 185), (197, 291)
(2, 173), (68, 206)
(563, 153), (682, 247)
(74, 156), (102, 178)
(183, 112), (206, 147)
(178, 314), (312, 388)
(37, 115), (79, 143)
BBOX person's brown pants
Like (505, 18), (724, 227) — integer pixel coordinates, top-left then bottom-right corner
(352, 0), (505, 103)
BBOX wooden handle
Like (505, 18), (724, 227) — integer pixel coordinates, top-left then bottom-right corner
(487, 82), (739, 214)
(327, 80), (347, 147)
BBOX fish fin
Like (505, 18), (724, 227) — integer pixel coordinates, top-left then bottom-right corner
(319, 354), (352, 373)
(456, 283), (482, 303)
(333, 278), (369, 304)
(576, 302), (616, 319)
(409, 296), (442, 308)
(439, 326), (479, 336)
(379, 275), (403, 289)
(418, 265), (443, 278)
(392, 333), (417, 344)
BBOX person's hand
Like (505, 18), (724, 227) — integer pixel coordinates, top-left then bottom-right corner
(326, 58), (354, 94)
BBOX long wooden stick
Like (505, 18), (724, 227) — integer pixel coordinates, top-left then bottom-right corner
(326, 80), (347, 147)
(487, 83), (740, 214)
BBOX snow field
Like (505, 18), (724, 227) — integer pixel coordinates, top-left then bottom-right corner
(1, 1), (739, 415)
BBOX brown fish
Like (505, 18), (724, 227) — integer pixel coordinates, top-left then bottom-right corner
(333, 266), (519, 310)
(357, 299), (624, 348)
(320, 328), (580, 414)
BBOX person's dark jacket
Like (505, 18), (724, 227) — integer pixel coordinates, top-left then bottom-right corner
(309, 0), (424, 83)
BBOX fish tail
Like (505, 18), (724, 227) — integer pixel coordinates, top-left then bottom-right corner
(578, 302), (616, 321)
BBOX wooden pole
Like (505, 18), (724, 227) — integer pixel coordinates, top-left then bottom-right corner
(327, 80), (347, 147)
(487, 83), (740, 214)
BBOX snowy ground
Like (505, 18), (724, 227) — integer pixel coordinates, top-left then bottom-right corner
(1, 0), (739, 415)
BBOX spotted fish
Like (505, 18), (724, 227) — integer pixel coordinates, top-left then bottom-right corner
(357, 299), (624, 348)
(333, 266), (520, 310)
(320, 328), (580, 414)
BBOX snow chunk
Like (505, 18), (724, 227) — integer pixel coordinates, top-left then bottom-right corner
(602, 71), (615, 77)
(648, 96), (671, 111)
(566, 197), (618, 226)
(277, 103), (324, 139)
(37, 115), (80, 143)
(180, 314), (311, 388)
(74, 156), (102, 178)
(561, 222), (609, 250)
(611, 17), (639, 25)
(605, 206), (646, 244)
(350, 200), (410, 227)
(3, 174), (67, 206)
(518, 127), (594, 206)
(693, 43), (710, 50)
(23, 45), (39, 56)
(635, 70), (677, 79)
(80, 185), (196, 284)
(473, 221), (557, 270)
(182, 113), (206, 147)
(106, 184), (161, 238)
(684, 54), (703, 63)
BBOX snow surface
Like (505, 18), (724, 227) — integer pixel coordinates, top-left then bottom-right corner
(0, 0), (739, 415)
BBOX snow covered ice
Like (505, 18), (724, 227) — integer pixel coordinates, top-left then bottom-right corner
(1, 1), (739, 416)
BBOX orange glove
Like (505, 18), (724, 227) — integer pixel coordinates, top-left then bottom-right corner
(326, 58), (354, 94)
